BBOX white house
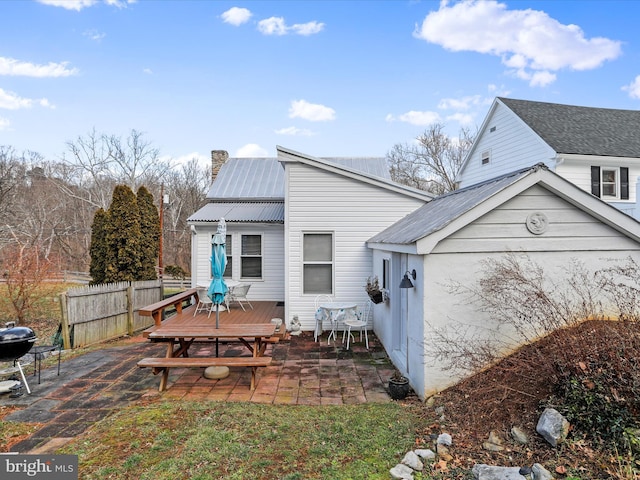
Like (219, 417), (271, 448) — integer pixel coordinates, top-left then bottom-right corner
(368, 163), (640, 399)
(456, 97), (640, 219)
(187, 147), (432, 330)
(188, 145), (640, 402)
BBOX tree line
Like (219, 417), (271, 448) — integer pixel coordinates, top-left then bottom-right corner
(0, 129), (211, 277)
(0, 123), (473, 279)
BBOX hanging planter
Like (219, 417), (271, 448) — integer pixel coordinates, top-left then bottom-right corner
(365, 275), (384, 304)
(388, 371), (410, 400)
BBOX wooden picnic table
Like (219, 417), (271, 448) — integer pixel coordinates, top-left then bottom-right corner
(138, 323), (277, 392)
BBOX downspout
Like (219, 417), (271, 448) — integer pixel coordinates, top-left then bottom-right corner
(553, 155), (564, 170)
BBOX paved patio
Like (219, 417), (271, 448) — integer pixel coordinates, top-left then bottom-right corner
(1, 330), (401, 454)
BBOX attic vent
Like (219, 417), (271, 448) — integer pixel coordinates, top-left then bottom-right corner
(481, 150), (491, 165)
(490, 126), (496, 132)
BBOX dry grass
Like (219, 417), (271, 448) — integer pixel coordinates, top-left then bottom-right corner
(414, 320), (640, 479)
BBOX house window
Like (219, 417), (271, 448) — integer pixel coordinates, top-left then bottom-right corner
(382, 259), (390, 290)
(591, 166), (629, 200)
(481, 150), (490, 165)
(302, 233), (333, 294)
(224, 234), (232, 277)
(241, 234), (262, 279)
(602, 168), (618, 197)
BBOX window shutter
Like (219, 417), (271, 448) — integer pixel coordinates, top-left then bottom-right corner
(590, 166), (600, 197)
(621, 167), (629, 200)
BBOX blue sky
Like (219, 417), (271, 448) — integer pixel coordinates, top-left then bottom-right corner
(2, 0), (640, 167)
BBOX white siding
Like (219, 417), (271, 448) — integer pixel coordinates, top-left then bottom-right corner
(458, 103), (556, 188)
(191, 223), (284, 301)
(285, 162), (426, 331)
(556, 157), (640, 208)
(371, 184), (640, 399)
(434, 185), (640, 253)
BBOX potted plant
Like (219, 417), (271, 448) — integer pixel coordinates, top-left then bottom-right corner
(365, 276), (384, 304)
(388, 370), (410, 400)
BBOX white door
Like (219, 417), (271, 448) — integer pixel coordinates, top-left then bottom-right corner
(391, 253), (408, 372)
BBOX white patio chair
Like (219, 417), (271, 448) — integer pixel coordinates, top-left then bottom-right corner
(343, 299), (371, 350)
(227, 283), (253, 311)
(313, 294), (333, 342)
(194, 287), (215, 318)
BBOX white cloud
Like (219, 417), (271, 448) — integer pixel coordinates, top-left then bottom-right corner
(289, 100), (335, 122)
(235, 144), (269, 157)
(258, 17), (324, 36)
(290, 21), (325, 36)
(221, 7), (252, 26)
(438, 95), (486, 110)
(38, 0), (133, 10)
(83, 29), (106, 41)
(622, 75), (640, 100)
(0, 57), (78, 77)
(0, 88), (53, 110)
(386, 110), (441, 126)
(0, 117), (10, 131)
(414, 0), (622, 87)
(446, 112), (475, 125)
(275, 126), (315, 136)
(258, 17), (288, 35)
(143, 68), (153, 75)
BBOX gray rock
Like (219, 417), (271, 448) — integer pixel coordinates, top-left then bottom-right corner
(482, 441), (505, 452)
(472, 464), (526, 480)
(414, 448), (435, 460)
(511, 426), (529, 445)
(531, 463), (554, 480)
(437, 432), (452, 445)
(483, 431), (504, 451)
(390, 463), (414, 479)
(519, 466), (532, 475)
(536, 408), (570, 447)
(401, 451), (423, 471)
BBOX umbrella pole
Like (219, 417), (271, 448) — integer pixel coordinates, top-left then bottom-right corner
(216, 304), (219, 357)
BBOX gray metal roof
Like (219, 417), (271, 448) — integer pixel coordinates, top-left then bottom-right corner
(206, 158), (284, 200)
(205, 156), (390, 200)
(320, 157), (390, 179)
(499, 97), (640, 158)
(368, 165), (538, 245)
(188, 202), (284, 223)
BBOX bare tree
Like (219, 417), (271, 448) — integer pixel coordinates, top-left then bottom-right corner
(387, 123), (475, 195)
(161, 158), (210, 270)
(62, 128), (173, 210)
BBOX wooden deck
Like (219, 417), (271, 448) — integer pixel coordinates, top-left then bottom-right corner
(142, 301), (285, 337)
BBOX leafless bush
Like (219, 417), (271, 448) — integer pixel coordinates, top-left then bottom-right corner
(596, 256), (640, 321)
(431, 252), (618, 375)
(1, 243), (58, 324)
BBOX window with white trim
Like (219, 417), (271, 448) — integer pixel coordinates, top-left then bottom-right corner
(601, 168), (618, 198)
(224, 234), (232, 277)
(302, 233), (333, 294)
(591, 166), (629, 200)
(481, 150), (491, 165)
(241, 234), (262, 279)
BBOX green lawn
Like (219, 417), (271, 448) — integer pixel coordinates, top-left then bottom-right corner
(60, 401), (427, 480)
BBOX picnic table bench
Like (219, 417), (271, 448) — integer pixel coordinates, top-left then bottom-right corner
(138, 356), (272, 391)
(138, 323), (277, 392)
(139, 288), (199, 327)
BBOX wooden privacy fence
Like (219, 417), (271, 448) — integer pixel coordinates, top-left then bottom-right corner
(59, 280), (163, 349)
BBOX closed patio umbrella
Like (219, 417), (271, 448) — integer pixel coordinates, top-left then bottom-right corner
(207, 218), (228, 363)
(208, 217), (228, 328)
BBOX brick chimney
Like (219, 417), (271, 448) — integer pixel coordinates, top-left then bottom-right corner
(211, 150), (229, 183)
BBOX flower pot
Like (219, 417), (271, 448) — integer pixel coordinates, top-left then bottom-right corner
(368, 291), (384, 304)
(388, 377), (410, 400)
